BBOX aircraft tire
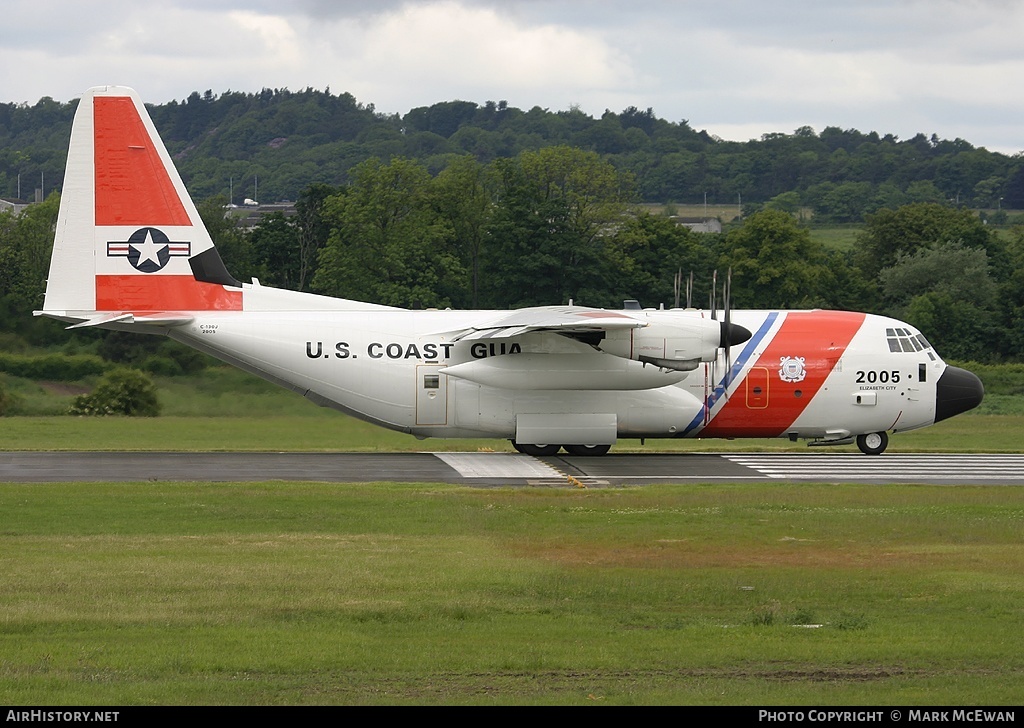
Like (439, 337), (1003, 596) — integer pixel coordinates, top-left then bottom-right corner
(512, 442), (561, 456)
(564, 444), (611, 456)
(856, 431), (888, 455)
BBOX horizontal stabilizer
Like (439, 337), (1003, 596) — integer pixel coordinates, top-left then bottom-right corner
(63, 312), (194, 329)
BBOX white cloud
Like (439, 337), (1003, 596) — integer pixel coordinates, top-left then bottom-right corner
(0, 0), (1022, 154)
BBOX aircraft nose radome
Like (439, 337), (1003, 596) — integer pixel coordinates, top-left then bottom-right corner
(935, 366), (984, 423)
(721, 321), (752, 348)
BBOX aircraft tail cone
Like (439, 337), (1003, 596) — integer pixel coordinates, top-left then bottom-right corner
(934, 365), (984, 422)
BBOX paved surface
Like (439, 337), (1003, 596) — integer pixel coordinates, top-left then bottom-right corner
(1, 452), (1023, 486)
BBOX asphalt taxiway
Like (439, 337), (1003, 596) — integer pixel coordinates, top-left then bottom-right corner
(1, 452), (1023, 486)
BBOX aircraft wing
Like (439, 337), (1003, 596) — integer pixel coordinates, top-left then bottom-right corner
(450, 306), (644, 341)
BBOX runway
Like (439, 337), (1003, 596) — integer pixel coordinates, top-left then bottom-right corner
(1, 452), (1023, 486)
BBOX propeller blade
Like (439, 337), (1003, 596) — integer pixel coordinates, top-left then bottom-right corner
(724, 267), (732, 385)
(710, 269), (718, 321)
(718, 269), (751, 387)
(724, 268), (732, 327)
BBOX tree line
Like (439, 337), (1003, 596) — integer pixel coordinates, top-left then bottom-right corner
(3, 87), (1024, 217)
(5, 145), (1019, 368)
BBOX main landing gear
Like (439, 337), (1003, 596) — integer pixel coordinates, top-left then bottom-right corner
(511, 442), (611, 457)
(856, 431), (889, 455)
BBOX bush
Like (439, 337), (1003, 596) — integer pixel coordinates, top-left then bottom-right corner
(141, 355), (184, 377)
(0, 353), (108, 380)
(0, 380), (22, 415)
(68, 368), (161, 417)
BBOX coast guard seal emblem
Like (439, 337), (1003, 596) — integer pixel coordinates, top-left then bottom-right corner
(779, 356), (807, 383)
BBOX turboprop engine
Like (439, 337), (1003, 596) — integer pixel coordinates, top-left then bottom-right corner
(597, 316), (752, 371)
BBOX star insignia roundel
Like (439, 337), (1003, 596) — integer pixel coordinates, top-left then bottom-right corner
(107, 227), (191, 273)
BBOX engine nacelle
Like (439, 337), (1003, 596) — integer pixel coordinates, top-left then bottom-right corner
(597, 318), (751, 371)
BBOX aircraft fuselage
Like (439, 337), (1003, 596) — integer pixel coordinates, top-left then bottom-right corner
(169, 305), (954, 447)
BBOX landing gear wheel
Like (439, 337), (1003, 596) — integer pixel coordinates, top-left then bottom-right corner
(512, 442), (561, 456)
(563, 444), (611, 457)
(856, 431), (888, 455)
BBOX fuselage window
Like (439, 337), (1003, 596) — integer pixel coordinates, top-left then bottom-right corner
(423, 374), (440, 389)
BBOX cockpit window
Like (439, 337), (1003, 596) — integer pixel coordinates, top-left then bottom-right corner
(886, 329), (932, 354)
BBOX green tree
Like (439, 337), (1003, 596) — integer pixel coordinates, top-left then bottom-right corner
(480, 159), (586, 308)
(817, 181), (873, 222)
(856, 203), (995, 279)
(718, 209), (835, 309)
(313, 157), (463, 307)
(999, 226), (1024, 358)
(517, 145), (634, 246)
(249, 212), (301, 288)
(764, 191), (801, 214)
(905, 180), (946, 204)
(878, 241), (999, 361)
(293, 183), (340, 291)
(603, 213), (708, 308)
(0, 192), (60, 311)
(433, 156), (495, 308)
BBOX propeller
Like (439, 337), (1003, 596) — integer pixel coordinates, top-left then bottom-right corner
(712, 267), (752, 395)
(674, 270), (696, 309)
(722, 267), (735, 387)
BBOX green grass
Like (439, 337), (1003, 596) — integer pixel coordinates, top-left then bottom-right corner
(0, 411), (1019, 453)
(3, 361), (1022, 452)
(808, 224), (862, 252)
(1, 481), (1022, 705)
(2, 366), (1022, 705)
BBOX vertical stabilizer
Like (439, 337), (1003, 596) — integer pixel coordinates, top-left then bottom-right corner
(42, 86), (241, 316)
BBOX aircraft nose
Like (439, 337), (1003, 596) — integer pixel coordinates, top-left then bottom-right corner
(934, 366), (984, 423)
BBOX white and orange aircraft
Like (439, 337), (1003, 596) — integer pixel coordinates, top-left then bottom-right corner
(37, 86), (984, 456)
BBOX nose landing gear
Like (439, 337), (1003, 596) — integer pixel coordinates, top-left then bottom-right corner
(856, 431), (889, 455)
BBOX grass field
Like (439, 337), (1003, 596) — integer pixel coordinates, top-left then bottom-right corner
(2, 364), (1022, 706)
(0, 411), (1022, 454)
(1, 480), (1022, 705)
(3, 360), (1022, 452)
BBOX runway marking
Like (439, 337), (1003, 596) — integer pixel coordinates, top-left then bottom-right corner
(725, 454), (1024, 481)
(434, 453), (563, 479)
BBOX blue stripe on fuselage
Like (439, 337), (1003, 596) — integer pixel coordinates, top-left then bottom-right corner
(682, 311), (780, 435)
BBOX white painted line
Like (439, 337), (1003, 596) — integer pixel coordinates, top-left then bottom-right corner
(434, 452), (563, 478)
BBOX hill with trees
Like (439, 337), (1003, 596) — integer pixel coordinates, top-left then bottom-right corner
(2, 88), (1024, 382)
(3, 87), (1024, 213)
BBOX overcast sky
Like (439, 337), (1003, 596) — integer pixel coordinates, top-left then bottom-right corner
(2, 0), (1021, 154)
